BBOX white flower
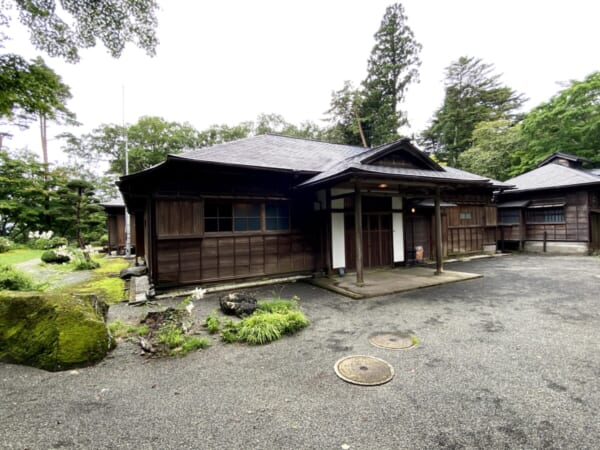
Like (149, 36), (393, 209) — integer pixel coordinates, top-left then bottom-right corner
(192, 287), (206, 300)
(185, 301), (195, 314)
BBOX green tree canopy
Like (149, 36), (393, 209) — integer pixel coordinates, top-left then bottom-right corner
(1, 0), (159, 62)
(63, 116), (202, 174)
(421, 56), (525, 166)
(325, 3), (421, 147)
(457, 119), (523, 181)
(361, 3), (421, 146)
(512, 71), (600, 175)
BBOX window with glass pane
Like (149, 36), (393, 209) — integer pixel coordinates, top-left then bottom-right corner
(499, 208), (520, 224)
(526, 207), (565, 223)
(233, 203), (261, 231)
(204, 202), (232, 232)
(265, 203), (289, 230)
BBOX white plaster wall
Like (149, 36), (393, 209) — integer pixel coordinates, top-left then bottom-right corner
(392, 197), (404, 262)
(331, 213), (345, 268)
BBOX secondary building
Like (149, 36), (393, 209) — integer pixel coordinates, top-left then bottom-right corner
(497, 152), (600, 254)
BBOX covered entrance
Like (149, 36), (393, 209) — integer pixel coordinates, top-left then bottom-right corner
(345, 213), (393, 270)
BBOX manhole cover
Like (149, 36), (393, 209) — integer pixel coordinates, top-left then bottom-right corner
(369, 333), (417, 350)
(334, 355), (394, 386)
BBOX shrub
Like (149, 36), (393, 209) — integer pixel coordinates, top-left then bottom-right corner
(221, 318), (239, 343)
(157, 323), (185, 349)
(281, 310), (310, 333)
(41, 250), (70, 264)
(29, 237), (68, 250)
(205, 311), (221, 334)
(68, 250), (99, 270)
(0, 264), (37, 291)
(0, 237), (12, 253)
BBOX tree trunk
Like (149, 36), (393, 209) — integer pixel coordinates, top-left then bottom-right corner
(39, 115), (49, 177)
(354, 110), (369, 148)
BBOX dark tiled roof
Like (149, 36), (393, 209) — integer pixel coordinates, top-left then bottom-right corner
(504, 163), (600, 192)
(298, 144), (511, 188)
(537, 152), (593, 168)
(172, 134), (364, 172)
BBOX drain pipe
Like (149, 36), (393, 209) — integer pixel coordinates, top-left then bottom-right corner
(543, 231), (547, 252)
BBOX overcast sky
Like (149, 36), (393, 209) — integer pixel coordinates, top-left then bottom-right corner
(4, 0), (599, 164)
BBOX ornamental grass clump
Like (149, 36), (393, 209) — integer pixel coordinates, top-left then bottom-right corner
(222, 297), (309, 345)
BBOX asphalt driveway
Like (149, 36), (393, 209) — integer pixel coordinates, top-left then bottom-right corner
(2, 254), (599, 449)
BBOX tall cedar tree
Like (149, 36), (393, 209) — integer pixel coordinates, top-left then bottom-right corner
(421, 56), (525, 167)
(361, 3), (422, 147)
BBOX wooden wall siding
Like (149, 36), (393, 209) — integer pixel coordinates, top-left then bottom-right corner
(156, 199), (203, 238)
(497, 190), (592, 243)
(107, 213), (136, 249)
(591, 213), (600, 251)
(441, 205), (496, 256)
(155, 233), (315, 285)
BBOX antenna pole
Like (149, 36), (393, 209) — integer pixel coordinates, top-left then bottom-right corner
(123, 85), (131, 258)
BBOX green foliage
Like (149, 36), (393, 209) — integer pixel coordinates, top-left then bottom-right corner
(108, 321), (149, 339)
(236, 313), (283, 345)
(41, 250), (70, 264)
(0, 237), (11, 253)
(181, 336), (210, 354)
(513, 71), (600, 175)
(205, 311), (221, 334)
(221, 318), (239, 343)
(421, 56), (525, 167)
(457, 119), (524, 181)
(78, 277), (125, 305)
(29, 237), (68, 250)
(222, 299), (309, 345)
(1, 0), (159, 63)
(0, 248), (43, 266)
(361, 3), (422, 146)
(0, 264), (38, 291)
(324, 4), (421, 147)
(257, 299), (298, 313)
(157, 323), (186, 349)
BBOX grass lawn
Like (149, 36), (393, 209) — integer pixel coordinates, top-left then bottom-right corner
(0, 248), (44, 266)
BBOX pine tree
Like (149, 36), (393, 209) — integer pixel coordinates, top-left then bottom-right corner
(421, 56), (525, 166)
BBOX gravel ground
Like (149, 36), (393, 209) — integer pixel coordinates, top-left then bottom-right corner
(2, 254), (600, 449)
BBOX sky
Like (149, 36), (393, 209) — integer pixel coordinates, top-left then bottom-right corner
(3, 0), (600, 165)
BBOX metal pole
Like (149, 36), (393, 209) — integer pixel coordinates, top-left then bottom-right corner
(123, 85), (131, 258)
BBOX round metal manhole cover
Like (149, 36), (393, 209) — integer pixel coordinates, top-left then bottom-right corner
(334, 355), (394, 386)
(368, 333), (418, 350)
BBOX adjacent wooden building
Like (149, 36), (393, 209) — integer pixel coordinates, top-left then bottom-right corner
(118, 135), (508, 289)
(101, 197), (137, 254)
(497, 153), (600, 254)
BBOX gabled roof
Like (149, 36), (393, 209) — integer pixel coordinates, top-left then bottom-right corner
(171, 134), (363, 173)
(504, 163), (600, 193)
(537, 152), (593, 168)
(120, 134), (508, 190)
(298, 139), (509, 188)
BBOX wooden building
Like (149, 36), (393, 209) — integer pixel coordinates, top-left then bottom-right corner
(118, 135), (507, 289)
(497, 153), (600, 254)
(101, 197), (138, 254)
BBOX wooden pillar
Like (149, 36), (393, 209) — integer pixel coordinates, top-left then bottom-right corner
(354, 183), (364, 285)
(434, 188), (444, 275)
(519, 208), (526, 251)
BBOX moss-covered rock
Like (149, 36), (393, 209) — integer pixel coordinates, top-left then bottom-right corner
(0, 292), (114, 371)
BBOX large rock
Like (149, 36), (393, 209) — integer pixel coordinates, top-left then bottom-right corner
(219, 292), (257, 317)
(119, 265), (147, 279)
(0, 292), (114, 371)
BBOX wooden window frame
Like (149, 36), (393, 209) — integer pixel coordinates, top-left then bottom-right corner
(525, 206), (566, 224)
(204, 200), (291, 236)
